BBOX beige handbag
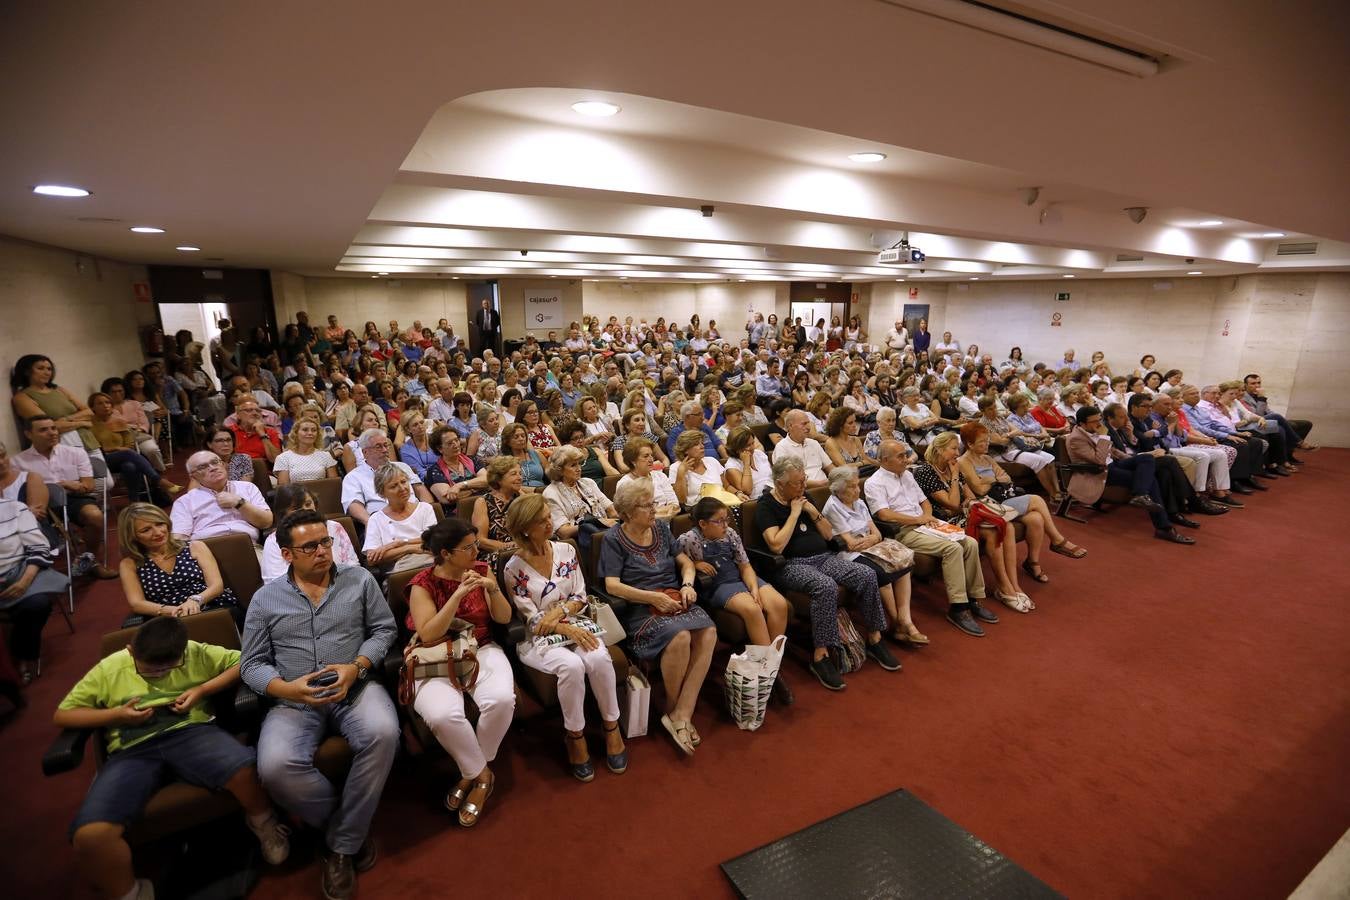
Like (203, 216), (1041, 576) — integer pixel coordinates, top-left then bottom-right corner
(589, 596), (627, 646)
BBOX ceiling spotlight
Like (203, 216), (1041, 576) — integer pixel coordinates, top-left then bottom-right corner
(378, 272), (389, 275)
(895, 279), (905, 282)
(370, 275), (378, 278)
(969, 277), (980, 280)
(33, 184), (91, 197)
(1261, 232), (1286, 238)
(1020, 186), (1041, 206)
(1197, 220), (1224, 226)
(848, 152), (887, 162)
(1062, 274), (1075, 278)
(571, 100), (620, 117)
(130, 226), (165, 234)
(175, 245), (200, 252)
(1187, 271), (1203, 275)
(1124, 207), (1148, 224)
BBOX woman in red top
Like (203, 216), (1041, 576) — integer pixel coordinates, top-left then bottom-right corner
(516, 399), (559, 457)
(406, 519), (515, 828)
(1028, 387), (1071, 436)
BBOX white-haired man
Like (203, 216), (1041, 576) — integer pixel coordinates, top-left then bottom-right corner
(171, 450), (272, 544)
(340, 429), (432, 525)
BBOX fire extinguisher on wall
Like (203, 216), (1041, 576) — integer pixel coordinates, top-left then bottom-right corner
(143, 326), (165, 356)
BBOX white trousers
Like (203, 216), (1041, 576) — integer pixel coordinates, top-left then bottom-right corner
(517, 639), (620, 732)
(1170, 445), (1230, 490)
(1000, 447), (1054, 472)
(412, 644), (516, 779)
(135, 432), (165, 472)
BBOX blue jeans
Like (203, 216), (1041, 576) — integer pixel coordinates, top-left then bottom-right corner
(256, 683), (398, 855)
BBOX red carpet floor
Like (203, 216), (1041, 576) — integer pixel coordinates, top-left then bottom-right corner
(3, 452), (1348, 899)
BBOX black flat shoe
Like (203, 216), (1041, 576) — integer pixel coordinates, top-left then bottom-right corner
(1209, 496), (1242, 508)
(969, 601), (1000, 624)
(865, 639), (902, 672)
(1244, 479), (1270, 492)
(1173, 515), (1201, 529)
(1154, 528), (1196, 545)
(810, 655), (846, 691)
(1252, 471), (1278, 481)
(946, 608), (985, 637)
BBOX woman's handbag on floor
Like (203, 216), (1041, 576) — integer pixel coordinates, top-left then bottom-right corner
(619, 670), (650, 738)
(397, 618), (479, 705)
(832, 610), (867, 674)
(724, 634), (787, 731)
(589, 595), (627, 646)
(859, 538), (914, 573)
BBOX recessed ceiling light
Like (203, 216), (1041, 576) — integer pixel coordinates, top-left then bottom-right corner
(1197, 220), (1224, 226)
(571, 100), (620, 117)
(1187, 271), (1203, 275)
(33, 184), (91, 197)
(370, 275), (378, 278)
(1261, 232), (1286, 238)
(378, 272), (389, 275)
(895, 278), (905, 282)
(619, 275), (628, 279)
(1062, 274), (1075, 278)
(738, 279), (747, 282)
(970, 277), (980, 280)
(848, 152), (887, 162)
(130, 226), (165, 234)
(175, 245), (200, 252)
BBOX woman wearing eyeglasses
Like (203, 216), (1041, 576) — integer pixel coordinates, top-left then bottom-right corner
(260, 484), (359, 582)
(504, 494), (626, 781)
(406, 518), (515, 827)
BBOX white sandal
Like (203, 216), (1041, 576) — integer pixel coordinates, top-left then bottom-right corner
(996, 589), (1032, 613)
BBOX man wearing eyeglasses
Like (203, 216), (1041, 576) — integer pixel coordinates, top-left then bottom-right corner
(242, 509), (398, 900)
(170, 450), (273, 546)
(340, 428), (432, 526)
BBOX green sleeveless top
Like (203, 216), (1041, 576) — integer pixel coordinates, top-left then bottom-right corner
(21, 387), (98, 450)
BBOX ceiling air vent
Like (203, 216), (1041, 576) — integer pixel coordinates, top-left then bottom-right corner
(876, 0), (1163, 76)
(1115, 254), (1144, 262)
(1275, 242), (1318, 256)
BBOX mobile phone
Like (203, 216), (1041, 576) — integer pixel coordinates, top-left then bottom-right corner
(308, 671), (340, 688)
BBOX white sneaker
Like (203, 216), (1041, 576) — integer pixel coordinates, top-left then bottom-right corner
(249, 816), (291, 865)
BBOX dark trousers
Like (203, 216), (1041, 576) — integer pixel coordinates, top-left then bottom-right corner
(1221, 437), (1262, 481)
(1107, 456), (1170, 530)
(104, 449), (159, 501)
(1286, 417), (1312, 441)
(6, 592), (54, 660)
(1264, 413), (1305, 454)
(1154, 454), (1195, 515)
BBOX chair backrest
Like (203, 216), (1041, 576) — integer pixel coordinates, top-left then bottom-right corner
(739, 499), (766, 551)
(100, 608), (240, 658)
(327, 515), (358, 550)
(251, 457), (271, 487)
(431, 501), (445, 523)
(806, 485), (831, 510)
(670, 513), (694, 538)
(456, 494), (478, 523)
(385, 563), (431, 626)
(586, 527), (610, 587)
(309, 477), (344, 516)
(201, 533), (263, 608)
(749, 423), (771, 446)
(601, 474), (621, 499)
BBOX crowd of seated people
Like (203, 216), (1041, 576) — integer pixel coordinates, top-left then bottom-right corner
(9, 312), (1322, 900)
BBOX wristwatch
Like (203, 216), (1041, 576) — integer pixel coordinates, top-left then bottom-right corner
(354, 662), (370, 681)
(234, 498), (246, 509)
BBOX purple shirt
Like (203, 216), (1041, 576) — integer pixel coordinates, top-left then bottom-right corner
(170, 481), (266, 542)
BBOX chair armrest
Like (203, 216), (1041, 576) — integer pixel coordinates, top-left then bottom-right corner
(875, 520), (902, 538)
(43, 728), (94, 776)
(746, 547), (787, 579)
(505, 618), (527, 645)
(381, 648), (403, 683)
(589, 585), (631, 619)
(1059, 461), (1105, 474)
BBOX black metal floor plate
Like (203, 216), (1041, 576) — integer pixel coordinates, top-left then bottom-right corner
(720, 789), (1063, 900)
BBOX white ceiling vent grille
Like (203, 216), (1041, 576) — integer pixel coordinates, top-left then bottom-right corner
(876, 0), (1163, 76)
(1275, 242), (1318, 256)
(1115, 253), (1144, 262)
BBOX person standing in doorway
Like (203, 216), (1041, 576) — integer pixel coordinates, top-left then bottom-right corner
(476, 299), (501, 359)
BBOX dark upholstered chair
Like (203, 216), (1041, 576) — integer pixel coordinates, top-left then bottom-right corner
(308, 477), (344, 517)
(201, 532), (263, 608)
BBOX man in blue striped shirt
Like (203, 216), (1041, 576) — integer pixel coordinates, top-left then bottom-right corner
(242, 510), (398, 900)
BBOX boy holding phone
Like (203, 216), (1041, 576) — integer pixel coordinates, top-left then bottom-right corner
(54, 617), (290, 900)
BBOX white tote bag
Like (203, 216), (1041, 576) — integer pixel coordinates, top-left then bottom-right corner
(619, 671), (650, 739)
(723, 635), (787, 731)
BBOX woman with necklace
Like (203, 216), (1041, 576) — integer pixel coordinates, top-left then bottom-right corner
(541, 446), (618, 554)
(505, 494), (627, 781)
(406, 518), (515, 827)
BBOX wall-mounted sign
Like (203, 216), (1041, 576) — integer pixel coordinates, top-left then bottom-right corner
(1055, 291), (1071, 301)
(1051, 312), (1063, 327)
(525, 292), (562, 328)
(132, 281), (152, 303)
(908, 287), (919, 300)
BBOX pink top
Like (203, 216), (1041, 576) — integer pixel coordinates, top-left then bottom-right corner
(169, 481), (267, 542)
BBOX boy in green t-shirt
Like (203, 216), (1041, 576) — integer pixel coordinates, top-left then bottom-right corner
(55, 617), (290, 900)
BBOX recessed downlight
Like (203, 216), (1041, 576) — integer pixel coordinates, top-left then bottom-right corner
(1261, 232), (1286, 238)
(1197, 220), (1224, 226)
(129, 226), (164, 234)
(1062, 274), (1075, 278)
(970, 277), (980, 280)
(848, 152), (887, 162)
(571, 100), (620, 117)
(378, 272), (389, 276)
(1187, 271), (1203, 275)
(176, 245), (200, 252)
(33, 184), (91, 197)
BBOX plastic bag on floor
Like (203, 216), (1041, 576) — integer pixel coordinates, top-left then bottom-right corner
(723, 635), (787, 731)
(619, 670), (650, 738)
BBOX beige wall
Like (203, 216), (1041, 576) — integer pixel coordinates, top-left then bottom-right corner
(0, 235), (155, 451)
(581, 281), (789, 338)
(277, 276), (470, 345)
(499, 278), (583, 341)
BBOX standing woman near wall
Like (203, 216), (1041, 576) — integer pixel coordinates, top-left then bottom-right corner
(10, 354), (99, 452)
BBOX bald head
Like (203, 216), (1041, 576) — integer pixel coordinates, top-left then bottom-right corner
(877, 439), (915, 474)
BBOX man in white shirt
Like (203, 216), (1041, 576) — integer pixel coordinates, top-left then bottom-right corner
(934, 332), (960, 357)
(341, 430), (433, 525)
(885, 320), (909, 353)
(171, 451), (273, 544)
(13, 415), (117, 578)
(1057, 348), (1077, 370)
(426, 378), (456, 424)
(864, 440), (992, 637)
(771, 410), (833, 488)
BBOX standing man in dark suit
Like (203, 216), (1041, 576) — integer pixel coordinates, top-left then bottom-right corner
(475, 298), (501, 359)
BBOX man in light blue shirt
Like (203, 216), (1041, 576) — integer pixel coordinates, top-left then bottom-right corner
(242, 509), (398, 899)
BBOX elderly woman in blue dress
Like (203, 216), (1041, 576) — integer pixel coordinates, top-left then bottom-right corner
(598, 478), (716, 756)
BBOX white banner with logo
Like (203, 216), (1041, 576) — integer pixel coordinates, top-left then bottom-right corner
(524, 292), (563, 329)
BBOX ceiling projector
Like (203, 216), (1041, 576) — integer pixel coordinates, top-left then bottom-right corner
(878, 246), (925, 265)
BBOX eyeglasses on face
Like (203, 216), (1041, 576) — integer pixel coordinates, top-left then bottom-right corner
(190, 459), (225, 474)
(454, 539), (480, 554)
(134, 658), (184, 678)
(291, 536), (335, 555)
